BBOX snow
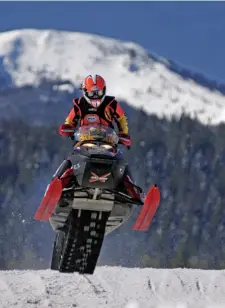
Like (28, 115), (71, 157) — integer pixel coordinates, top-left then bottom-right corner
(0, 29), (225, 125)
(0, 266), (225, 308)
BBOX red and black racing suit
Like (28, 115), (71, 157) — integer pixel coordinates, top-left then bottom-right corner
(64, 95), (129, 135)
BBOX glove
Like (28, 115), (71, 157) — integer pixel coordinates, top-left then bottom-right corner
(118, 132), (131, 148)
(59, 124), (75, 137)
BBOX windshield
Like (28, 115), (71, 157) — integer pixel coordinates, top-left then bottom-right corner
(74, 124), (119, 145)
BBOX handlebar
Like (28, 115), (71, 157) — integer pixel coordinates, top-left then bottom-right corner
(60, 127), (130, 149)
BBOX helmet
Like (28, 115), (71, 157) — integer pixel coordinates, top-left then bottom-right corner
(81, 74), (106, 108)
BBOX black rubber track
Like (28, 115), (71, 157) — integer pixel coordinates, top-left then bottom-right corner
(51, 209), (109, 274)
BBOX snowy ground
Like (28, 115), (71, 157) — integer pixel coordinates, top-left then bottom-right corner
(0, 266), (225, 308)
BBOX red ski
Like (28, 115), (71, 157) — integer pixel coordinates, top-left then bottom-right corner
(34, 178), (63, 221)
(34, 169), (73, 221)
(133, 184), (160, 231)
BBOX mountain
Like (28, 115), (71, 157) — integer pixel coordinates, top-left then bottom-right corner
(0, 28), (225, 125)
(0, 266), (224, 308)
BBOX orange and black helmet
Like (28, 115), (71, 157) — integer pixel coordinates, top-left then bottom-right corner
(81, 74), (106, 107)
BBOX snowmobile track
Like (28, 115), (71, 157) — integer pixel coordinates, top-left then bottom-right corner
(56, 209), (109, 274)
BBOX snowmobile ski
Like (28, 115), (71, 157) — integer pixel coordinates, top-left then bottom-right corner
(133, 184), (160, 231)
(34, 177), (63, 221)
(34, 168), (73, 221)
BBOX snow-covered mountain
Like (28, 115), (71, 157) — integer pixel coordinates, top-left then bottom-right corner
(0, 266), (225, 308)
(0, 28), (225, 125)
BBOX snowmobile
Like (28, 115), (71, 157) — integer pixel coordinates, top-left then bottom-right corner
(34, 124), (160, 275)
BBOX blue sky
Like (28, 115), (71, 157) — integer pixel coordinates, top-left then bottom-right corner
(0, 1), (224, 82)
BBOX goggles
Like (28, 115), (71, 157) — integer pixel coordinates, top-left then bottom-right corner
(86, 89), (104, 98)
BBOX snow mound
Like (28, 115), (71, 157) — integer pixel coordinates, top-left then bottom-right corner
(0, 266), (225, 308)
(0, 29), (225, 125)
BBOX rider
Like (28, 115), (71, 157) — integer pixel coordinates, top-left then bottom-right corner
(59, 74), (131, 147)
(56, 74), (141, 200)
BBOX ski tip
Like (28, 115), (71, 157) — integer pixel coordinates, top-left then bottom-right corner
(33, 178), (63, 221)
(132, 184), (160, 231)
(151, 184), (159, 191)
